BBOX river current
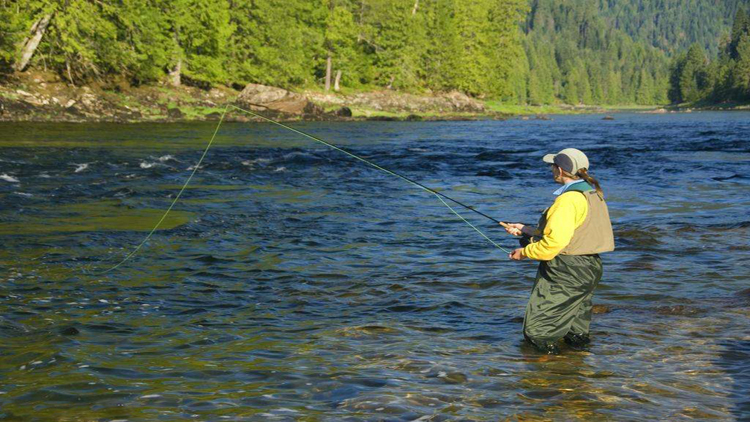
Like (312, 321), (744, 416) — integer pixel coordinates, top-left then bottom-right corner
(1, 112), (749, 421)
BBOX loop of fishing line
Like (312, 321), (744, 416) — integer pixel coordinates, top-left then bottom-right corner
(98, 104), (511, 274)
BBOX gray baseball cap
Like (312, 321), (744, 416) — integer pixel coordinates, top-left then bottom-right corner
(543, 148), (590, 174)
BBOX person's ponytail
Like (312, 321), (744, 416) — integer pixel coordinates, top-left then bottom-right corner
(577, 168), (604, 198)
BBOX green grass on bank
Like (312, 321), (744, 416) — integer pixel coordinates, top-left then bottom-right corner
(484, 102), (580, 115)
(683, 99), (750, 110)
(483, 100), (665, 115)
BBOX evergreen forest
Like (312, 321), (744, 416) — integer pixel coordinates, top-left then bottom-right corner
(668, 8), (750, 104)
(1, 0), (748, 106)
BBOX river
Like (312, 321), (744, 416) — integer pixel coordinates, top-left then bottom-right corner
(1, 112), (749, 420)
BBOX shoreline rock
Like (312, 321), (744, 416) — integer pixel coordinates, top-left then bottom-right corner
(0, 71), (506, 123)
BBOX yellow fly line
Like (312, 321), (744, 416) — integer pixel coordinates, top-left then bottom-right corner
(97, 104), (510, 274)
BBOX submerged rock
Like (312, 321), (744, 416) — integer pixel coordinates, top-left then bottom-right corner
(59, 326), (80, 336)
(592, 304), (611, 314)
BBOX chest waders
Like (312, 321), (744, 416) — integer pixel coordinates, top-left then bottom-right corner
(523, 182), (615, 353)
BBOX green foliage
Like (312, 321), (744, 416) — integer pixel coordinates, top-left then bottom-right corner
(162, 0), (234, 84)
(679, 43), (709, 103)
(324, 2), (358, 85)
(599, 0), (747, 56)
(523, 0), (671, 105)
(729, 7), (748, 59)
(669, 7), (750, 104)
(226, 0), (323, 88)
(0, 3), (24, 68)
(0, 0), (745, 107)
(735, 32), (750, 97)
(50, 0), (133, 81)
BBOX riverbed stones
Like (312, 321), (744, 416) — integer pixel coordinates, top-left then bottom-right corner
(306, 90), (485, 114)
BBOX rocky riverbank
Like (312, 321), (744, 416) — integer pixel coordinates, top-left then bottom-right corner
(0, 71), (507, 123)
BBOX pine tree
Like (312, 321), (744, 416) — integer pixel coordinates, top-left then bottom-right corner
(563, 67), (580, 105)
(527, 68), (544, 105)
(159, 0), (233, 86)
(424, 0), (462, 92)
(729, 8), (748, 59)
(679, 43), (708, 103)
(735, 32), (750, 99)
(323, 1), (358, 91)
(0, 3), (24, 70)
(115, 0), (172, 84)
(605, 70), (622, 104)
(636, 68), (655, 104)
(485, 0), (528, 99)
(668, 53), (686, 103)
(361, 0), (422, 90)
(578, 66), (593, 104)
(43, 0), (131, 83)
(226, 0), (324, 88)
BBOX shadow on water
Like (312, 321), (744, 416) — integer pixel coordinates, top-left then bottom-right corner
(717, 339), (750, 419)
(717, 289), (750, 419)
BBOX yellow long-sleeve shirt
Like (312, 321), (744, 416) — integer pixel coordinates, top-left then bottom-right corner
(523, 191), (589, 261)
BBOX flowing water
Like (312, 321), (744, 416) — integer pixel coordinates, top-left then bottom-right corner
(0, 112), (749, 421)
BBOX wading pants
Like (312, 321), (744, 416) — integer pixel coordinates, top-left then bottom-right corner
(523, 254), (603, 351)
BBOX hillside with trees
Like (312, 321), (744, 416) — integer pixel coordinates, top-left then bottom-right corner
(522, 0), (670, 105)
(598, 0), (748, 56)
(0, 0), (528, 99)
(668, 8), (750, 104)
(0, 0), (748, 109)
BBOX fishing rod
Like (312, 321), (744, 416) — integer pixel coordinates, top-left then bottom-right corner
(98, 104), (512, 274)
(229, 105), (508, 227)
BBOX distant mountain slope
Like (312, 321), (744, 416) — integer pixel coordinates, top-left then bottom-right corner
(520, 0), (749, 105)
(523, 0), (670, 105)
(598, 0), (750, 56)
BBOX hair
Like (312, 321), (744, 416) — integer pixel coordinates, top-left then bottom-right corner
(576, 168), (604, 198)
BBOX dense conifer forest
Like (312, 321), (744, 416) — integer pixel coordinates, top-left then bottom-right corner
(668, 8), (750, 104)
(1, 0), (748, 105)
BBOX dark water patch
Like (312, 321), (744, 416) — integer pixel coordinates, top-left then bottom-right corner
(476, 168), (512, 179)
(89, 366), (160, 379)
(712, 174), (746, 181)
(716, 339), (750, 417)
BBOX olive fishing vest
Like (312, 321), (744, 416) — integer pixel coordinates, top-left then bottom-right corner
(537, 182), (615, 256)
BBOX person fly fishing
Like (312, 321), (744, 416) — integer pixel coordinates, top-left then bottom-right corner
(103, 111), (614, 359)
(503, 148), (615, 354)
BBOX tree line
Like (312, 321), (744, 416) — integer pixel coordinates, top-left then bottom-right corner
(668, 8), (750, 104)
(522, 0), (670, 106)
(597, 0), (747, 57)
(1, 0), (748, 106)
(0, 0), (528, 100)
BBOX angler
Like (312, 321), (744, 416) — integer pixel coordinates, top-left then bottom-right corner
(503, 148), (615, 354)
